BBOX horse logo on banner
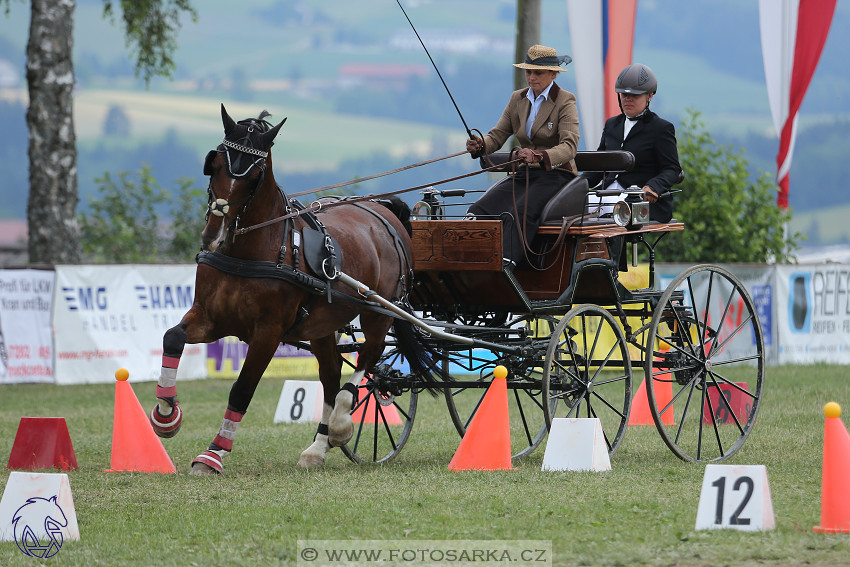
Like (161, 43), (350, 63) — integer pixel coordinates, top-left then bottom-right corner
(12, 496), (68, 559)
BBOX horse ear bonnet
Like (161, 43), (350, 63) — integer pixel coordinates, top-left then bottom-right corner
(204, 150), (217, 176)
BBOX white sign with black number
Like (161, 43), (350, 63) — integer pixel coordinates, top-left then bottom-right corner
(273, 380), (324, 424)
(695, 464), (775, 531)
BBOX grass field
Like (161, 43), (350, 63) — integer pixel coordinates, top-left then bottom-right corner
(1, 365), (849, 566)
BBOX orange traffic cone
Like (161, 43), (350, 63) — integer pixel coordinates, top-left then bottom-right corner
(105, 369), (176, 474)
(350, 378), (402, 425)
(813, 402), (850, 533)
(448, 366), (513, 471)
(628, 375), (674, 426)
(7, 417), (78, 471)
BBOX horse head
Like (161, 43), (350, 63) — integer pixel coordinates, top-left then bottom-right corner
(202, 104), (287, 253)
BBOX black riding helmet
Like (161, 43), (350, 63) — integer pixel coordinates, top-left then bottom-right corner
(615, 63), (657, 94)
(615, 63), (657, 116)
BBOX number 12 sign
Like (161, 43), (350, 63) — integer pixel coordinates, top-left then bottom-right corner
(695, 464), (775, 531)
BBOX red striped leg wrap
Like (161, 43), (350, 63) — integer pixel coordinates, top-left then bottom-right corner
(212, 409), (243, 452)
(150, 402), (182, 438)
(156, 385), (177, 399)
(158, 355), (180, 395)
(191, 450), (224, 474)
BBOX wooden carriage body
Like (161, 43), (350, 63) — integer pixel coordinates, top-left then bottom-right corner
(409, 218), (683, 315)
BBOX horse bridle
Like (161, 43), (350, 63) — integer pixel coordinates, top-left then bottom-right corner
(205, 122), (282, 236)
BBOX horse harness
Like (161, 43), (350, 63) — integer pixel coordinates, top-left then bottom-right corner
(198, 124), (414, 335)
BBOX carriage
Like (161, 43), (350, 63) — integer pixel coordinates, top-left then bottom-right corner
(320, 150), (764, 466)
(151, 107), (764, 474)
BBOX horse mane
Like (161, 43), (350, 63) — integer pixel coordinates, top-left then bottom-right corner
(374, 195), (412, 236)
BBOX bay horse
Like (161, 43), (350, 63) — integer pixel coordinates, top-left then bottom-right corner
(149, 104), (425, 474)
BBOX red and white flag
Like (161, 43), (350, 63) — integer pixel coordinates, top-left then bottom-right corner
(759, 0), (836, 209)
(566, 0), (637, 150)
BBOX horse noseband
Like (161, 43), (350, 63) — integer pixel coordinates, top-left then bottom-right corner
(210, 198), (230, 217)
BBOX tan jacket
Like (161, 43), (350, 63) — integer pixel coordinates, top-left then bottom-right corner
(480, 83), (579, 173)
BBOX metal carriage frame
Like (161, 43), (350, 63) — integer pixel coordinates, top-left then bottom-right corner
(328, 151), (765, 466)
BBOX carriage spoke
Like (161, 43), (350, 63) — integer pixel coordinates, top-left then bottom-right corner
(646, 265), (764, 463)
(543, 305), (631, 457)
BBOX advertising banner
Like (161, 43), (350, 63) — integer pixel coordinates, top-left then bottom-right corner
(52, 265), (205, 384)
(0, 269), (55, 384)
(775, 264), (850, 364)
(656, 264), (778, 365)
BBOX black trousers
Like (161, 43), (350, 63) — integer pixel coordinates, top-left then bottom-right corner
(468, 168), (572, 265)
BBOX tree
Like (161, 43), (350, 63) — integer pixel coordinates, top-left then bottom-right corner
(514, 0), (541, 91)
(78, 166), (205, 263)
(2, 0), (195, 265)
(655, 109), (801, 263)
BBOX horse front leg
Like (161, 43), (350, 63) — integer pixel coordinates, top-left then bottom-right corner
(190, 336), (279, 476)
(149, 324), (188, 438)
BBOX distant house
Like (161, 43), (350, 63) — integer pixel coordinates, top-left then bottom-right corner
(0, 219), (28, 267)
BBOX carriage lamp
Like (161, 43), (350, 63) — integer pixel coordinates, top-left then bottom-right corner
(613, 187), (650, 230)
(411, 186), (440, 220)
(411, 200), (431, 220)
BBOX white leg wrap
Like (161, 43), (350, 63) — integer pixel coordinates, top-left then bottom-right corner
(329, 371), (363, 447)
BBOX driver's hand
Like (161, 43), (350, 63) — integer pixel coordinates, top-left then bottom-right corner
(643, 186), (659, 204)
(466, 136), (484, 155)
(517, 148), (543, 163)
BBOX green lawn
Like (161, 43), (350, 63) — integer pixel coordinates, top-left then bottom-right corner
(1, 365), (849, 566)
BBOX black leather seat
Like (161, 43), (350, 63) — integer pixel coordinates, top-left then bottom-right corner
(539, 176), (589, 225)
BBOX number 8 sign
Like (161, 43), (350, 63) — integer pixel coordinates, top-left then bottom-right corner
(695, 464), (775, 531)
(273, 380), (324, 424)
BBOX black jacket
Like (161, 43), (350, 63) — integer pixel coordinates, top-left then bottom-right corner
(583, 109), (682, 223)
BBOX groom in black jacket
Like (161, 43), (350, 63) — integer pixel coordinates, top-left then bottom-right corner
(583, 63), (682, 223)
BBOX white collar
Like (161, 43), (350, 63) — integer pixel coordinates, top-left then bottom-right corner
(526, 82), (554, 102)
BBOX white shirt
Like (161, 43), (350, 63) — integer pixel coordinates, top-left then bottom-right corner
(525, 83), (554, 139)
(623, 116), (638, 139)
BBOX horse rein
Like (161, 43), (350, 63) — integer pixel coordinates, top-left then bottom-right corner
(233, 154), (525, 236)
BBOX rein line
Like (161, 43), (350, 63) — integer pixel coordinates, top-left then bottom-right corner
(234, 155), (525, 236)
(286, 150), (467, 199)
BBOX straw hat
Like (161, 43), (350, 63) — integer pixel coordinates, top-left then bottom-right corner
(513, 44), (572, 72)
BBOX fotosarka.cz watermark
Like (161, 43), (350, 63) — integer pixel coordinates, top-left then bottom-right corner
(297, 539), (552, 566)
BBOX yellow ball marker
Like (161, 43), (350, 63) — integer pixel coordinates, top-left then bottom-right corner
(493, 365), (508, 380)
(115, 368), (130, 382)
(824, 401), (841, 419)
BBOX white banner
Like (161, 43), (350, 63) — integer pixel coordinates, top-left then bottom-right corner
(52, 265), (205, 384)
(656, 264), (778, 365)
(0, 270), (55, 384)
(775, 264), (850, 364)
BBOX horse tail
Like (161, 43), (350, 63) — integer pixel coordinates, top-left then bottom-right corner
(375, 195), (412, 236)
(391, 316), (449, 397)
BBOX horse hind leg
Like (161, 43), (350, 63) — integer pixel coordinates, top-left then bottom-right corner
(327, 317), (390, 448)
(150, 325), (186, 438)
(297, 404), (333, 468)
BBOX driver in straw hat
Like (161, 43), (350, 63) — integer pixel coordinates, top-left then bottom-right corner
(466, 44), (579, 269)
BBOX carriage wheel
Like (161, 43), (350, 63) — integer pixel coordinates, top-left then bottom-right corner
(336, 326), (418, 464)
(443, 314), (555, 460)
(542, 304), (632, 456)
(644, 264), (765, 463)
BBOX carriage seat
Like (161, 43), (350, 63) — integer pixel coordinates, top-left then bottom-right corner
(539, 176), (589, 225)
(479, 150), (638, 227)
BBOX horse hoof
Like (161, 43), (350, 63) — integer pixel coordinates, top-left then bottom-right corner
(190, 450), (223, 475)
(297, 453), (325, 468)
(328, 430), (352, 448)
(150, 403), (182, 438)
(329, 409), (353, 447)
(189, 462), (220, 476)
